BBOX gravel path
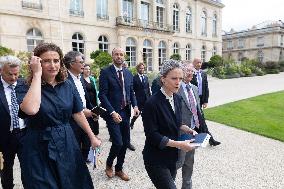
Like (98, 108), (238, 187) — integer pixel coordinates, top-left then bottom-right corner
(3, 72), (284, 189)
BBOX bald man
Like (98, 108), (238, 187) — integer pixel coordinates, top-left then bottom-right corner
(99, 48), (139, 181)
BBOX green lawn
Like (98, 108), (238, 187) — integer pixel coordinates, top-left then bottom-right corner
(204, 91), (284, 142)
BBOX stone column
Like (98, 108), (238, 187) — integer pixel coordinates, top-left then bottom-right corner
(166, 0), (171, 27)
(118, 0), (122, 16)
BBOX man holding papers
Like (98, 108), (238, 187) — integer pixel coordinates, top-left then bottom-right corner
(177, 62), (218, 189)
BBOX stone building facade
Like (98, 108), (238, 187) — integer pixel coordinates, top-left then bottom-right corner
(222, 21), (284, 63)
(0, 0), (224, 71)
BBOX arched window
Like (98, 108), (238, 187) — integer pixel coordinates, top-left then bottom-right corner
(257, 50), (264, 63)
(238, 52), (243, 62)
(143, 39), (153, 71)
(212, 46), (217, 56)
(201, 45), (206, 62)
(158, 41), (166, 70)
(173, 3), (179, 32)
(173, 42), (179, 54)
(98, 35), (109, 52)
(185, 7), (192, 33)
(26, 28), (43, 52)
(72, 33), (84, 54)
(125, 37), (137, 67)
(185, 44), (191, 61)
(201, 11), (207, 36)
(212, 14), (217, 36)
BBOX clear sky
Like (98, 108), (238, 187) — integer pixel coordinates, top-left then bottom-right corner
(222, 0), (283, 32)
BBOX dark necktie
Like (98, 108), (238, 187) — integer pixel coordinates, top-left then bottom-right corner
(118, 70), (126, 109)
(8, 85), (20, 129)
(141, 75), (145, 84)
(186, 85), (200, 128)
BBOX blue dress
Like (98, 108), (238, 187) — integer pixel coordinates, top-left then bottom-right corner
(17, 80), (94, 189)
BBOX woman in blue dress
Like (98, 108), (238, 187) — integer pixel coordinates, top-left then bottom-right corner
(18, 43), (101, 189)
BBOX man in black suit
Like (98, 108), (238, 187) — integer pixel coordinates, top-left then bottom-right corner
(130, 63), (151, 129)
(191, 58), (209, 108)
(63, 51), (95, 161)
(0, 55), (26, 189)
(99, 48), (139, 181)
(191, 58), (220, 146)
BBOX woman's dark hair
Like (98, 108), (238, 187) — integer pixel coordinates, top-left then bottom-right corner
(27, 43), (67, 85)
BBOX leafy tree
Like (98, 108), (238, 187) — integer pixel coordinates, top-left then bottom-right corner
(90, 50), (103, 60)
(208, 55), (223, 67)
(170, 53), (181, 60)
(94, 51), (112, 68)
(0, 46), (14, 56)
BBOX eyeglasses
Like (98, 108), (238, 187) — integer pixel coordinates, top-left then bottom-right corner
(41, 59), (60, 64)
(74, 60), (85, 65)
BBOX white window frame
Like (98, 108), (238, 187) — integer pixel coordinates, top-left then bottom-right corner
(173, 3), (179, 32)
(98, 35), (109, 52)
(158, 41), (167, 70)
(26, 28), (43, 52)
(126, 37), (137, 67)
(72, 32), (85, 54)
(185, 8), (192, 33)
(186, 44), (191, 61)
(201, 11), (207, 36)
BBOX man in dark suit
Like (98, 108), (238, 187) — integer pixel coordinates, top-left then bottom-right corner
(191, 58), (220, 146)
(63, 51), (95, 162)
(99, 47), (139, 181)
(130, 62), (151, 129)
(191, 58), (209, 108)
(0, 55), (26, 189)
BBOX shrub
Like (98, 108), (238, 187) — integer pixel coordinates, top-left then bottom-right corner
(263, 61), (280, 74)
(0, 46), (14, 56)
(240, 65), (252, 76)
(208, 55), (223, 68)
(212, 66), (225, 79)
(279, 61), (284, 72)
(90, 50), (103, 60)
(170, 54), (181, 60)
(224, 63), (239, 75)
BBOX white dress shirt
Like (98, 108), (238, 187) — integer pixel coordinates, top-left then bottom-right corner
(160, 87), (175, 113)
(68, 71), (86, 108)
(113, 65), (126, 104)
(1, 77), (25, 131)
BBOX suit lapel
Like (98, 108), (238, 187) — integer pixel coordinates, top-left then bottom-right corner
(191, 86), (201, 110)
(178, 87), (191, 111)
(110, 65), (123, 88)
(0, 80), (10, 114)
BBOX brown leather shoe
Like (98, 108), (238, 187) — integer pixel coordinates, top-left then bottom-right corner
(115, 171), (130, 181)
(105, 165), (114, 178)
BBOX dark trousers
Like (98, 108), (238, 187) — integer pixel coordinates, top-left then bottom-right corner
(106, 109), (130, 172)
(145, 165), (177, 189)
(1, 129), (26, 189)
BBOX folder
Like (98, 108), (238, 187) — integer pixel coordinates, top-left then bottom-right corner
(178, 133), (211, 147)
(91, 106), (107, 116)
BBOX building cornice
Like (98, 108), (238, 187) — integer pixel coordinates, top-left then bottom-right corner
(196, 0), (225, 8)
(222, 26), (284, 40)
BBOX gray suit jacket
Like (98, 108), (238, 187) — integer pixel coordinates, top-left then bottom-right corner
(177, 84), (201, 128)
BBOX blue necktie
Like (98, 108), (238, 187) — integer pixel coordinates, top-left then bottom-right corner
(8, 85), (20, 129)
(141, 75), (145, 84)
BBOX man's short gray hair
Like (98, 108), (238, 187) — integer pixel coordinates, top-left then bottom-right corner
(160, 59), (182, 77)
(63, 51), (84, 69)
(0, 55), (21, 68)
